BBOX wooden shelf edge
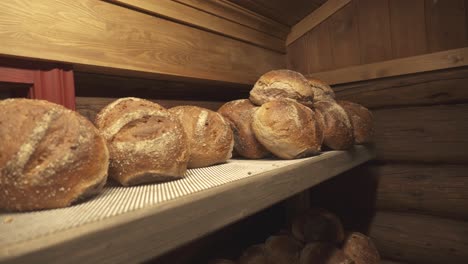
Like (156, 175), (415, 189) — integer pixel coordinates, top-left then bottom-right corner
(307, 47), (468, 85)
(0, 145), (375, 264)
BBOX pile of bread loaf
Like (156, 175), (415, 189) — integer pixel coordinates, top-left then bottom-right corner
(0, 69), (373, 211)
(209, 208), (380, 264)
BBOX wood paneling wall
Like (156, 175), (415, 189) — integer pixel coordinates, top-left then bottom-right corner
(287, 0), (468, 74)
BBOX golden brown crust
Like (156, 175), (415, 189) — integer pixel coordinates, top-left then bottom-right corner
(95, 97), (189, 186)
(264, 235), (303, 264)
(342, 232), (380, 264)
(218, 99), (270, 159)
(0, 99), (109, 211)
(314, 101), (354, 150)
(250, 70), (314, 107)
(308, 78), (335, 102)
(337, 100), (373, 144)
(169, 106), (234, 168)
(291, 208), (345, 244)
(252, 99), (322, 159)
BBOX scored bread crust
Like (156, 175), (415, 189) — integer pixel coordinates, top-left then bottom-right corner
(250, 69), (314, 107)
(218, 99), (270, 159)
(314, 100), (354, 150)
(337, 100), (373, 144)
(169, 106), (234, 168)
(308, 78), (336, 102)
(95, 97), (190, 186)
(0, 99), (109, 211)
(252, 99), (323, 159)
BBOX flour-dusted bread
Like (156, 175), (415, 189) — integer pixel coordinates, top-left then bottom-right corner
(169, 106), (234, 168)
(291, 208), (345, 244)
(337, 100), (373, 144)
(300, 243), (354, 264)
(252, 99), (323, 159)
(0, 99), (109, 211)
(218, 99), (269, 159)
(314, 101), (354, 150)
(308, 78), (335, 102)
(95, 97), (189, 186)
(249, 69), (314, 107)
(264, 235), (303, 264)
(342, 232), (380, 264)
(238, 244), (269, 264)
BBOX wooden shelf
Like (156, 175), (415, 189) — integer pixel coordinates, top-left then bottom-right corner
(0, 145), (375, 264)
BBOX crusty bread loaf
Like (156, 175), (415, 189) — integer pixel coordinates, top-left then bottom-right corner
(250, 70), (314, 107)
(0, 99), (109, 211)
(342, 232), (380, 264)
(264, 235), (303, 264)
(238, 244), (269, 264)
(95, 97), (189, 186)
(252, 99), (322, 159)
(218, 99), (270, 159)
(308, 78), (335, 102)
(337, 100), (373, 144)
(169, 106), (234, 168)
(314, 101), (354, 150)
(300, 243), (354, 264)
(291, 208), (345, 244)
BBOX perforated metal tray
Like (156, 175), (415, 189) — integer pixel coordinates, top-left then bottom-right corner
(0, 145), (375, 264)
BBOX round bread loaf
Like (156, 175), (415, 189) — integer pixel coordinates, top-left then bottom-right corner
(252, 99), (322, 159)
(308, 78), (335, 102)
(337, 100), (373, 144)
(291, 208), (345, 244)
(169, 106), (234, 168)
(0, 99), (109, 211)
(95, 97), (189, 186)
(314, 101), (354, 150)
(342, 232), (380, 264)
(249, 69), (314, 107)
(300, 243), (354, 264)
(238, 244), (269, 264)
(264, 235), (303, 264)
(218, 99), (270, 159)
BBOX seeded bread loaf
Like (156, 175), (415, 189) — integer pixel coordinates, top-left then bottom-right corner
(169, 106), (234, 168)
(95, 97), (189, 186)
(0, 99), (109, 211)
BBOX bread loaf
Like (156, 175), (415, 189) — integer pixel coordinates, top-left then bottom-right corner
(252, 99), (322, 159)
(342, 232), (380, 264)
(0, 99), (109, 211)
(95, 97), (189, 186)
(300, 243), (354, 264)
(314, 101), (354, 150)
(238, 244), (269, 264)
(218, 99), (269, 159)
(169, 106), (234, 168)
(291, 208), (345, 244)
(308, 78), (335, 102)
(264, 235), (303, 264)
(337, 100), (373, 144)
(250, 70), (314, 107)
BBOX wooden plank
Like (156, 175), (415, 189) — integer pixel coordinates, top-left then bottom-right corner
(425, 0), (467, 52)
(286, 0), (351, 46)
(355, 0), (393, 64)
(287, 22), (334, 74)
(371, 164), (468, 220)
(308, 47), (468, 85)
(389, 0), (428, 58)
(0, 146), (375, 264)
(174, 0), (289, 40)
(333, 67), (468, 109)
(0, 66), (34, 84)
(327, 0), (361, 68)
(110, 0), (285, 53)
(369, 212), (468, 264)
(0, 0), (284, 85)
(373, 104), (468, 163)
(76, 97), (225, 122)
